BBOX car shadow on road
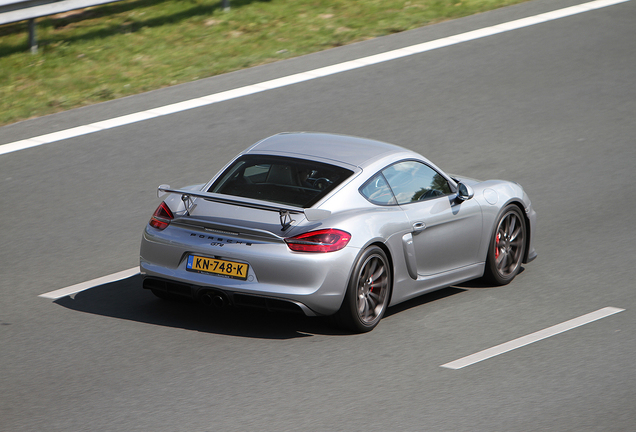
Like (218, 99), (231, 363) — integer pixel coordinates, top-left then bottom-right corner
(384, 286), (467, 318)
(54, 274), (469, 339)
(454, 267), (526, 288)
(54, 275), (333, 339)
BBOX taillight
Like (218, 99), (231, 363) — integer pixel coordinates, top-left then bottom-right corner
(285, 229), (351, 253)
(149, 202), (174, 230)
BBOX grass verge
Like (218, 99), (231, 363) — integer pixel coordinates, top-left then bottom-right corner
(0, 0), (527, 126)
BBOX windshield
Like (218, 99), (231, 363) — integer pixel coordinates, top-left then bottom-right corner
(209, 155), (354, 208)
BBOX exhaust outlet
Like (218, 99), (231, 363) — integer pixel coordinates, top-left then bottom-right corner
(211, 295), (225, 309)
(201, 292), (214, 307)
(200, 291), (228, 309)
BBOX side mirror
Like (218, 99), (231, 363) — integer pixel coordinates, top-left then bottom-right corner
(456, 182), (474, 201)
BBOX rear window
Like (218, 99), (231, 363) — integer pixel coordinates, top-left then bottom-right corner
(208, 155), (354, 208)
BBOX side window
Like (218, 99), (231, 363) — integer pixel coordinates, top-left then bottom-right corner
(360, 173), (397, 206)
(382, 161), (451, 205)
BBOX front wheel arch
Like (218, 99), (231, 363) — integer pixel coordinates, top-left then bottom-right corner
(504, 201), (533, 264)
(483, 203), (527, 285)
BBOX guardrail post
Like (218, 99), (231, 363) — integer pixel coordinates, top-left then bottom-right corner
(28, 18), (38, 54)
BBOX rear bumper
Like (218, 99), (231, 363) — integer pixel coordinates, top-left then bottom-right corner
(142, 275), (316, 315)
(140, 226), (360, 316)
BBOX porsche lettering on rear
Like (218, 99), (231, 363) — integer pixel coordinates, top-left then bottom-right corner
(189, 233), (253, 246)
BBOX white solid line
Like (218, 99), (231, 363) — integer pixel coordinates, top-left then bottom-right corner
(0, 0), (629, 157)
(39, 267), (140, 300)
(441, 307), (625, 370)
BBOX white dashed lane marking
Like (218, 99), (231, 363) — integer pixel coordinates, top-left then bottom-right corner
(441, 307), (625, 369)
(39, 267), (140, 300)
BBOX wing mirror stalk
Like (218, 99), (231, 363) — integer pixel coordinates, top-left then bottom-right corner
(456, 182), (474, 202)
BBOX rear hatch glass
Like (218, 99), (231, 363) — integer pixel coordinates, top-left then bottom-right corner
(208, 155), (354, 208)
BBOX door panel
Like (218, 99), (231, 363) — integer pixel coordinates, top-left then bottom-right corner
(402, 196), (482, 276)
(367, 159), (484, 277)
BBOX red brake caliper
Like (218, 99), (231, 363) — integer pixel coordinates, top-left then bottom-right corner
(495, 233), (501, 259)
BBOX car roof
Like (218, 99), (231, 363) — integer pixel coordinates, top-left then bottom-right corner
(246, 132), (416, 168)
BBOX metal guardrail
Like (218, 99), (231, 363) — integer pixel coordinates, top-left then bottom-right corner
(1, 0), (126, 53)
(1, 0), (230, 53)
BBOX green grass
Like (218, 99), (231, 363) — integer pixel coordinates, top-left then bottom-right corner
(0, 0), (527, 126)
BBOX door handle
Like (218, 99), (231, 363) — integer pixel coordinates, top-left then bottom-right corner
(412, 222), (426, 231)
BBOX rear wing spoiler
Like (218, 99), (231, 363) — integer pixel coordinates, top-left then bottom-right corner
(157, 185), (331, 230)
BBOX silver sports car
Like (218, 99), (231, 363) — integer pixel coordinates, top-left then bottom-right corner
(140, 132), (536, 332)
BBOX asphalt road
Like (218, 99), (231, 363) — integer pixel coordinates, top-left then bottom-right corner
(1, 0), (635, 430)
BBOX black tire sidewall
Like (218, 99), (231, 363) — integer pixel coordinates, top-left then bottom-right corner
(485, 205), (526, 285)
(337, 245), (392, 333)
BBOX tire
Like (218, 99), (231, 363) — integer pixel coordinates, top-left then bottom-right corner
(484, 205), (527, 285)
(335, 246), (392, 333)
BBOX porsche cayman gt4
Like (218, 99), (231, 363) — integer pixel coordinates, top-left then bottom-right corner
(140, 132), (536, 332)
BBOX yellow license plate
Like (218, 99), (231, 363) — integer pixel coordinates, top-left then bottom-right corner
(186, 255), (248, 280)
